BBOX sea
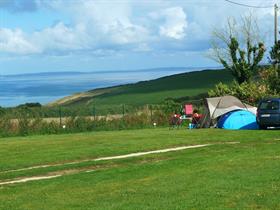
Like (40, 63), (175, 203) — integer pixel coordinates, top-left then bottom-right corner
(0, 67), (204, 107)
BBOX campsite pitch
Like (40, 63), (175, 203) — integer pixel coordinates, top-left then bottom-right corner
(0, 128), (280, 209)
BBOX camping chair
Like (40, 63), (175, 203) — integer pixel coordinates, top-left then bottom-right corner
(191, 113), (202, 128)
(185, 104), (193, 118)
(185, 104), (201, 128)
(169, 114), (182, 129)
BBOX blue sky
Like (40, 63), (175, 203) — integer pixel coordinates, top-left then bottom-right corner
(0, 0), (278, 74)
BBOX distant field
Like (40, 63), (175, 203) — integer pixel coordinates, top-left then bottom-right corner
(1, 128), (280, 209)
(50, 69), (233, 107)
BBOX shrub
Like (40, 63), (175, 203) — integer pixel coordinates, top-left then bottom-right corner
(208, 82), (232, 97)
(0, 105), (177, 138)
(260, 67), (280, 93)
(17, 114), (31, 136)
(0, 116), (14, 137)
(208, 80), (272, 105)
(162, 99), (181, 115)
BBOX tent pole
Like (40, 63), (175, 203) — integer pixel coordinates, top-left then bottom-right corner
(199, 98), (210, 128)
(210, 97), (223, 127)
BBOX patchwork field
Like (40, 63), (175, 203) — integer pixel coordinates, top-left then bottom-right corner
(49, 69), (233, 107)
(0, 128), (280, 209)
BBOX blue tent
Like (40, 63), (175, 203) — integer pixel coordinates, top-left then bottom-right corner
(217, 110), (259, 130)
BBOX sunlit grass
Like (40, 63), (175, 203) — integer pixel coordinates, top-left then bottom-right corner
(0, 128), (279, 209)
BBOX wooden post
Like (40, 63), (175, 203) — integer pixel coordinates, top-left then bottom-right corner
(122, 104), (125, 118)
(150, 105), (153, 124)
(93, 104), (96, 121)
(59, 106), (62, 127)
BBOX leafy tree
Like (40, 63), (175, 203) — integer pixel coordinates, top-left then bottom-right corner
(259, 67), (280, 93)
(208, 81), (270, 105)
(210, 15), (265, 84)
(268, 40), (280, 92)
(162, 99), (181, 115)
(220, 37), (265, 84)
(269, 40), (280, 65)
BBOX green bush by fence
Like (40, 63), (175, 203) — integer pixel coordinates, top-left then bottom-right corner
(0, 106), (173, 137)
(0, 100), (200, 137)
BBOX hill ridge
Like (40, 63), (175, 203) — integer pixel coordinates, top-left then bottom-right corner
(48, 68), (233, 107)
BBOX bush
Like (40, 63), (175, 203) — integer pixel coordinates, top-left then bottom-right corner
(0, 116), (14, 137)
(162, 99), (181, 115)
(17, 114), (31, 136)
(208, 82), (232, 97)
(0, 105), (176, 138)
(260, 67), (280, 93)
(208, 80), (273, 105)
(40, 121), (60, 134)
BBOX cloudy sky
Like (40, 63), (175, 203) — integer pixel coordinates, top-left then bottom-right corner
(0, 0), (278, 74)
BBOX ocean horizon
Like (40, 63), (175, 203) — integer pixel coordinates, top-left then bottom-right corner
(0, 67), (217, 107)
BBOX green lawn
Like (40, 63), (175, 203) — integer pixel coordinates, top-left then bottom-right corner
(0, 128), (280, 209)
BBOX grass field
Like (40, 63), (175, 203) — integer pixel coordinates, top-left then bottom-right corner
(1, 128), (280, 209)
(50, 69), (233, 107)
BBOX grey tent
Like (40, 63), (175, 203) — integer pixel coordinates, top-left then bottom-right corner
(199, 95), (257, 128)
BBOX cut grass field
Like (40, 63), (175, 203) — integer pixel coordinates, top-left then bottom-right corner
(1, 128), (280, 209)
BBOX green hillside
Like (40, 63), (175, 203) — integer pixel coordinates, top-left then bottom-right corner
(49, 69), (233, 107)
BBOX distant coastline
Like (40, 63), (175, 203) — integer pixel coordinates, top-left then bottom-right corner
(1, 66), (222, 77)
(0, 66), (221, 107)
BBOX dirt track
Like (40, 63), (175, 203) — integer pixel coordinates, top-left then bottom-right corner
(0, 142), (240, 186)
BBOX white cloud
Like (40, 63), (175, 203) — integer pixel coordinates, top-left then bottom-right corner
(0, 28), (40, 54)
(149, 6), (187, 40)
(32, 22), (90, 52)
(0, 0), (275, 58)
(0, 2), (189, 55)
(70, 1), (150, 45)
(157, 7), (187, 40)
(0, 1), (153, 55)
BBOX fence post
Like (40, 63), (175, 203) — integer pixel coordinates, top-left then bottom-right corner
(121, 104), (125, 129)
(59, 106), (62, 127)
(150, 105), (153, 124)
(122, 104), (125, 118)
(93, 104), (96, 121)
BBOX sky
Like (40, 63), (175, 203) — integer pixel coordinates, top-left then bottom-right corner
(0, 0), (279, 74)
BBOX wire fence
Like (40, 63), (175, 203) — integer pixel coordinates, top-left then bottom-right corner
(0, 104), (171, 137)
(0, 100), (204, 137)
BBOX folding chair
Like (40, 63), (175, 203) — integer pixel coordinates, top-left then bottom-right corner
(169, 114), (182, 129)
(184, 104), (193, 119)
(192, 113), (202, 128)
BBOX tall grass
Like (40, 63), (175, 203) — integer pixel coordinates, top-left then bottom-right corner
(0, 109), (171, 138)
